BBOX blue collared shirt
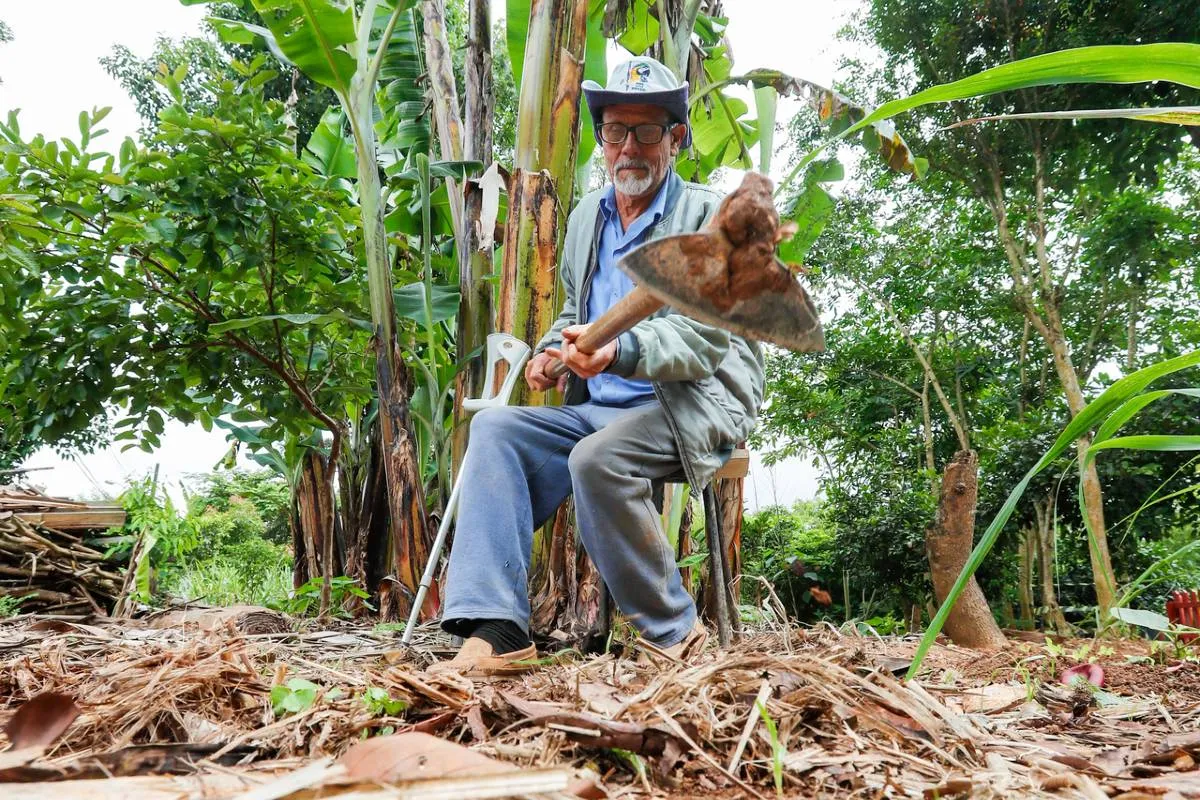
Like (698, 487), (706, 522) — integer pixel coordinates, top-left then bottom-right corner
(585, 177), (670, 404)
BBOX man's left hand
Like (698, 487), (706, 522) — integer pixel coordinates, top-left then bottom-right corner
(543, 324), (616, 379)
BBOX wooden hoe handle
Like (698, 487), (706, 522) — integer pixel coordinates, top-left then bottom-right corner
(545, 288), (664, 379)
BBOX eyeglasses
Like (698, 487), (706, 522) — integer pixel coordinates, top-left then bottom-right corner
(595, 122), (674, 145)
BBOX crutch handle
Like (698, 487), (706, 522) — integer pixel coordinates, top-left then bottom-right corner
(463, 333), (532, 411)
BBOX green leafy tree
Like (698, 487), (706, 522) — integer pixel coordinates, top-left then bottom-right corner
(741, 501), (837, 620)
(850, 0), (1200, 613)
(168, 468), (293, 606)
(101, 2), (336, 146)
(186, 468), (291, 544)
(0, 66), (381, 602)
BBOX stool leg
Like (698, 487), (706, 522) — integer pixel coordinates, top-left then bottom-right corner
(597, 581), (612, 651)
(703, 484), (732, 648)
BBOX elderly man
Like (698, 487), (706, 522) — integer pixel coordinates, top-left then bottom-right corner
(433, 56), (764, 676)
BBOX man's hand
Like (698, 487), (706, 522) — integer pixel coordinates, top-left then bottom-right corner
(544, 324), (617, 380)
(524, 351), (568, 392)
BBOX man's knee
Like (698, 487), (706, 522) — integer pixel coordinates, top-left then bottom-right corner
(567, 435), (607, 487)
(469, 406), (522, 438)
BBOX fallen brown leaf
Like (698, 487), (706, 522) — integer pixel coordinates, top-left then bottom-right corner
(3, 692), (79, 751)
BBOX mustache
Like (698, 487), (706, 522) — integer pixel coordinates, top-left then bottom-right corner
(615, 157), (652, 172)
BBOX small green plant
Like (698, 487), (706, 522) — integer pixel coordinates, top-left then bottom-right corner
(0, 594), (29, 618)
(854, 613), (906, 637)
(271, 678), (321, 716)
(1042, 637), (1065, 675)
(275, 576), (373, 617)
(756, 698), (786, 797)
(610, 748), (650, 793)
(361, 686), (407, 717)
(111, 475), (199, 609)
(1013, 664), (1036, 702)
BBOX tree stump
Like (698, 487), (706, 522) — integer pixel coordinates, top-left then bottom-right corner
(925, 450), (1006, 650)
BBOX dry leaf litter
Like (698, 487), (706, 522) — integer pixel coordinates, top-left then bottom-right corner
(0, 611), (1195, 799)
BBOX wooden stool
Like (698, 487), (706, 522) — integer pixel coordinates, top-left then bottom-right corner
(597, 448), (750, 649)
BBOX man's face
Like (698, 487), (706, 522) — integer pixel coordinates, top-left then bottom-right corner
(599, 104), (686, 201)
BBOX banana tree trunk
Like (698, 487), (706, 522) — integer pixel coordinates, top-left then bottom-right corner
(452, 0), (496, 472)
(498, 0), (589, 637)
(338, 416), (384, 616)
(294, 449), (340, 605)
(699, 476), (742, 634)
(420, 0), (466, 239)
(353, 104), (433, 622)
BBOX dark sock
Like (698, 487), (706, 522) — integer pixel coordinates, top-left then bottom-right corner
(442, 618), (531, 654)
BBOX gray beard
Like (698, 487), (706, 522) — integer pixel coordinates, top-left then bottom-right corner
(612, 160), (657, 196)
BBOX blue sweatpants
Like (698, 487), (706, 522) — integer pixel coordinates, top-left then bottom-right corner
(442, 399), (697, 647)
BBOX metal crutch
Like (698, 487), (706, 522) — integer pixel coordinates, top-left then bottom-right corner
(401, 332), (532, 645)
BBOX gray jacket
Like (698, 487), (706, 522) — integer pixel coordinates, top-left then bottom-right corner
(534, 171), (765, 491)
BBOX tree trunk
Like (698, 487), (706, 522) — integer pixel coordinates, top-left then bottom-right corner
(420, 0), (465, 238)
(376, 341), (435, 621)
(1034, 494), (1071, 636)
(339, 417), (385, 616)
(529, 499), (602, 640)
(452, 0), (496, 473)
(701, 477), (743, 634)
(294, 450), (337, 591)
(1017, 527), (1035, 630)
(352, 69), (433, 623)
(1048, 335), (1117, 613)
(987, 155), (1117, 616)
(497, 171), (564, 409)
(924, 450), (1007, 650)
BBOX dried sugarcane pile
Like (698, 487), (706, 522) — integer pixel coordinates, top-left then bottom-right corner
(0, 487), (126, 614)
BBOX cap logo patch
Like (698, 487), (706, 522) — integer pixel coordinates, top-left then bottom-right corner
(626, 62), (652, 91)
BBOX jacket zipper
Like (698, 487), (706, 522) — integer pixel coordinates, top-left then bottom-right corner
(582, 181), (698, 489)
(652, 381), (699, 491)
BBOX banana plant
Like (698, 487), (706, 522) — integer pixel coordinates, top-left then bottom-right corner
(182, 0), (441, 619)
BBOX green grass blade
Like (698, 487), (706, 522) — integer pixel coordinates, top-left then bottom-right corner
(1095, 389), (1200, 444)
(859, 43), (1200, 132)
(798, 44), (1200, 182)
(946, 105), (1200, 128)
(1090, 435), (1200, 455)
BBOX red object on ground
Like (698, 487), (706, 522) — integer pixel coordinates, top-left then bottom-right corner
(1060, 663), (1104, 688)
(1166, 589), (1200, 643)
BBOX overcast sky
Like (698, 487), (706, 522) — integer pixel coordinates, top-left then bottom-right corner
(2, 0), (856, 507)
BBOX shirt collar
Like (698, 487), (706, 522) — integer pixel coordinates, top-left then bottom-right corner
(599, 170), (673, 229)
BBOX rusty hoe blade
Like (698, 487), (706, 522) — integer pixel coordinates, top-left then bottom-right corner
(619, 232), (825, 352)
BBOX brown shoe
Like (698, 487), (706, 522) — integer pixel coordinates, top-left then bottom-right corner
(636, 619), (709, 665)
(426, 637), (539, 678)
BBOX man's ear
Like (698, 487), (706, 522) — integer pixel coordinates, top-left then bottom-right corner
(670, 123), (687, 155)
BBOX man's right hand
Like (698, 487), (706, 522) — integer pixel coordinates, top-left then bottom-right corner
(525, 350), (569, 393)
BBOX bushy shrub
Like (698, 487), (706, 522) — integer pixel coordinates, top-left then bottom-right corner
(186, 469), (291, 545)
(741, 501), (838, 620)
(156, 468), (293, 607)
